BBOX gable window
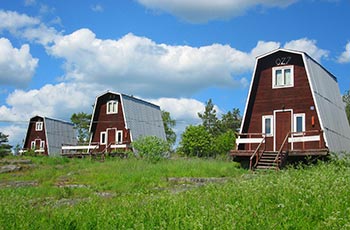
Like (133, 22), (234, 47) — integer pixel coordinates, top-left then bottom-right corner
(262, 115), (273, 136)
(100, 131), (107, 145)
(117, 131), (123, 144)
(272, 66), (294, 88)
(35, 122), (43, 131)
(294, 113), (305, 133)
(107, 100), (118, 114)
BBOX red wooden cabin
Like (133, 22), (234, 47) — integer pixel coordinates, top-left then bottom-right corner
(62, 91), (166, 156)
(23, 115), (76, 156)
(231, 49), (350, 169)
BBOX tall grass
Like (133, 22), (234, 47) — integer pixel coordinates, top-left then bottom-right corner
(0, 157), (349, 229)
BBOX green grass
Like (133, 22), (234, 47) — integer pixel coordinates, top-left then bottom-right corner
(0, 157), (350, 229)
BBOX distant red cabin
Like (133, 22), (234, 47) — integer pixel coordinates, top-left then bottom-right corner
(23, 116), (76, 156)
(231, 49), (350, 169)
(88, 91), (166, 153)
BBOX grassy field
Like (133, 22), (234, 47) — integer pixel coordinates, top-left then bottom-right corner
(0, 156), (350, 229)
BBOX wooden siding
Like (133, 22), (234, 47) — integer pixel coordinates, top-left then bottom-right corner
(23, 116), (48, 155)
(90, 93), (131, 151)
(240, 50), (325, 151)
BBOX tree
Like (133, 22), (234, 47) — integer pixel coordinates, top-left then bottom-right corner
(179, 125), (211, 157)
(219, 108), (242, 133)
(198, 99), (220, 135)
(161, 110), (176, 147)
(343, 90), (350, 124)
(132, 136), (170, 162)
(211, 130), (236, 157)
(0, 132), (12, 157)
(71, 112), (92, 143)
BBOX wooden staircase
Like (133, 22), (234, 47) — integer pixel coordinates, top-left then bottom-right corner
(256, 151), (278, 170)
(254, 151), (288, 170)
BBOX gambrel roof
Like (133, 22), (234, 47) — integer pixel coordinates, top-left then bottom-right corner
(24, 116), (77, 156)
(241, 48), (350, 152)
(89, 91), (166, 142)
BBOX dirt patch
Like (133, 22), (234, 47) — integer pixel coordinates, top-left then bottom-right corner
(166, 177), (228, 194)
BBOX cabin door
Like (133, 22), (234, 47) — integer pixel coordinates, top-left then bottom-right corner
(274, 110), (292, 151)
(107, 128), (117, 146)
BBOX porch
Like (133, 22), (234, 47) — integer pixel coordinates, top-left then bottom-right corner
(230, 130), (328, 170)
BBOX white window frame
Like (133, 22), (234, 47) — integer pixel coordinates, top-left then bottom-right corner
(40, 140), (45, 149)
(116, 130), (123, 144)
(35, 122), (43, 131)
(262, 115), (274, 137)
(100, 131), (107, 145)
(106, 100), (118, 114)
(31, 141), (35, 149)
(272, 65), (294, 89)
(294, 113), (305, 134)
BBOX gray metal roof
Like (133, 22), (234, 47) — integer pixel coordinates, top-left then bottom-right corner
(89, 91), (166, 142)
(121, 94), (166, 142)
(303, 54), (350, 152)
(44, 117), (77, 156)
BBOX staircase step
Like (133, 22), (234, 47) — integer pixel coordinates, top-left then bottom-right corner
(256, 165), (277, 170)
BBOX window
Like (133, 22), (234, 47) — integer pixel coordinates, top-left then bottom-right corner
(35, 122), (43, 131)
(31, 141), (35, 149)
(262, 115), (273, 136)
(100, 131), (107, 145)
(294, 114), (305, 133)
(107, 100), (118, 114)
(117, 131), (123, 144)
(40, 141), (45, 149)
(272, 66), (294, 88)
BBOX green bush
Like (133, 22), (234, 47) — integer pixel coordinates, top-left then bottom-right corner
(179, 125), (211, 157)
(132, 136), (169, 162)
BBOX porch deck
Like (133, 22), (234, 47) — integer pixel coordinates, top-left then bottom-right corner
(230, 148), (329, 157)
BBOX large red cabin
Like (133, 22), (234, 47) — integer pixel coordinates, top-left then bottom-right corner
(231, 49), (350, 169)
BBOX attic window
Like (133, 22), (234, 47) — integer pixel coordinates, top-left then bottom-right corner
(272, 66), (294, 88)
(35, 122), (43, 131)
(107, 100), (118, 114)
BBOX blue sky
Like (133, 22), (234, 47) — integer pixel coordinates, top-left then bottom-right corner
(1, 0), (350, 147)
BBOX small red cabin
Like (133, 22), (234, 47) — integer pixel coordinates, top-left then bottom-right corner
(23, 116), (76, 156)
(231, 49), (350, 169)
(88, 91), (166, 153)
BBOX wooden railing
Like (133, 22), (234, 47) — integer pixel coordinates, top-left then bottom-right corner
(236, 133), (265, 151)
(249, 136), (266, 170)
(274, 130), (323, 169)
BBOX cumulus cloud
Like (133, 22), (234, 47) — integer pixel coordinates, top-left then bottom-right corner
(0, 124), (27, 147)
(0, 38), (38, 87)
(47, 29), (281, 98)
(284, 38), (329, 62)
(0, 10), (60, 46)
(338, 42), (350, 63)
(137, 0), (298, 23)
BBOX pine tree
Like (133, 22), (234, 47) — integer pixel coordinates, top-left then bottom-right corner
(0, 132), (12, 157)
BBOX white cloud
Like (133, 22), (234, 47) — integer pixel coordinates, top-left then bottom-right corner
(0, 10), (60, 46)
(137, 0), (298, 23)
(0, 37), (38, 87)
(0, 124), (27, 147)
(48, 29), (279, 98)
(338, 42), (350, 63)
(283, 38), (329, 62)
(0, 10), (40, 32)
(91, 4), (104, 12)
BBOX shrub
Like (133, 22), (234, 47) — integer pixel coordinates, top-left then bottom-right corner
(179, 125), (212, 157)
(132, 136), (169, 162)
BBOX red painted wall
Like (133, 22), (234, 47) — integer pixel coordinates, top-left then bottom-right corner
(23, 116), (48, 155)
(90, 93), (131, 151)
